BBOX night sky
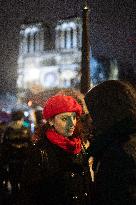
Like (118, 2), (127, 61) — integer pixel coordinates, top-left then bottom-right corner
(0, 0), (136, 93)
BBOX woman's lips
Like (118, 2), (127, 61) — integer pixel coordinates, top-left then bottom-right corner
(67, 128), (75, 133)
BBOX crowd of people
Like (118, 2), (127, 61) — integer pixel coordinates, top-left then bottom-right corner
(0, 80), (135, 205)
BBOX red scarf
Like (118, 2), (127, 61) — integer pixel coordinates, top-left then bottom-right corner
(46, 129), (81, 154)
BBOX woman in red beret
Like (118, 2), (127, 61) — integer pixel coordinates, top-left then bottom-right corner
(18, 95), (93, 205)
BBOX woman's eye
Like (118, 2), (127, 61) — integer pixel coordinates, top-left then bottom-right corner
(61, 117), (67, 121)
(73, 113), (77, 119)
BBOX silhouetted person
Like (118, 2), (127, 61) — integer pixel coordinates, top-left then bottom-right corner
(0, 110), (32, 204)
(85, 80), (136, 205)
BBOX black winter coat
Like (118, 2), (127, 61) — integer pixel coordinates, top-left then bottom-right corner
(0, 124), (32, 204)
(90, 133), (136, 205)
(19, 136), (93, 205)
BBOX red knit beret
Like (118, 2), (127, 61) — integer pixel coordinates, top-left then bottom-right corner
(43, 95), (82, 120)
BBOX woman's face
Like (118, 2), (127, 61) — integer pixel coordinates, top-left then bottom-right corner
(50, 112), (77, 137)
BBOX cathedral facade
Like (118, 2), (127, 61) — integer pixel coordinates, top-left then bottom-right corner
(17, 17), (82, 93)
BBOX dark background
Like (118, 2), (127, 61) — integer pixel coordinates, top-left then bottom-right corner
(0, 0), (136, 93)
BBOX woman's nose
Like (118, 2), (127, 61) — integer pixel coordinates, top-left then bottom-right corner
(67, 117), (75, 127)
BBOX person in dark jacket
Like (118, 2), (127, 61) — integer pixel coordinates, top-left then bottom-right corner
(0, 110), (32, 204)
(85, 80), (136, 205)
(18, 95), (93, 205)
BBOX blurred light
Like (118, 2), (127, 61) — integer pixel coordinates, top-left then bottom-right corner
(28, 100), (32, 107)
(23, 121), (30, 128)
(31, 122), (35, 133)
(24, 111), (29, 117)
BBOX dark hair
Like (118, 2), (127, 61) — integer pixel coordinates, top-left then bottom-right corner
(85, 80), (136, 136)
(11, 110), (24, 121)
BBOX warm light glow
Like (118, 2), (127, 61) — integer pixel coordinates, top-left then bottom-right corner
(28, 100), (32, 107)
